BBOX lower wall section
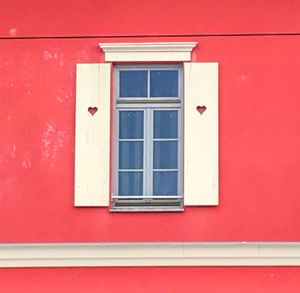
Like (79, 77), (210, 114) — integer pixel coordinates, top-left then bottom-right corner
(0, 267), (299, 293)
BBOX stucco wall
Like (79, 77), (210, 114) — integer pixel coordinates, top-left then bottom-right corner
(1, 35), (299, 242)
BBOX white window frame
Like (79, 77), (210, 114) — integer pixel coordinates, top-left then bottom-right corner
(112, 64), (183, 211)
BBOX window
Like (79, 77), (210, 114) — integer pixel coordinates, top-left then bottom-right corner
(74, 42), (219, 209)
(113, 65), (183, 211)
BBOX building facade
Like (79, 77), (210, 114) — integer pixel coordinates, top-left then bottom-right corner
(1, 0), (300, 291)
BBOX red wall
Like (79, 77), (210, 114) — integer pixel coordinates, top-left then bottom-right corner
(1, 1), (299, 290)
(1, 0), (300, 37)
(1, 35), (300, 242)
(1, 267), (300, 293)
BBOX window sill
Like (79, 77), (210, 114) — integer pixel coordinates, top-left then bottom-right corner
(111, 196), (184, 212)
(110, 207), (184, 212)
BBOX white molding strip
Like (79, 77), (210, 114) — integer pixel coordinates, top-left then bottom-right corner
(1, 242), (300, 267)
(99, 42), (197, 62)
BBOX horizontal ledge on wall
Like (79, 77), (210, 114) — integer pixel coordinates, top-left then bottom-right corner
(1, 242), (300, 267)
(99, 42), (197, 62)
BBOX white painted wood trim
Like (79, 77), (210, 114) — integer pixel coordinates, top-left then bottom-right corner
(74, 63), (111, 206)
(99, 42), (197, 62)
(1, 242), (300, 267)
(184, 63), (219, 205)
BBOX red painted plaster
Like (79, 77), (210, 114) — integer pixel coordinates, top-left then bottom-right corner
(0, 267), (300, 293)
(1, 36), (300, 242)
(0, 0), (300, 38)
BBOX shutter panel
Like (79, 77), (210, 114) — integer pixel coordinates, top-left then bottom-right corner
(74, 63), (111, 206)
(184, 62), (219, 205)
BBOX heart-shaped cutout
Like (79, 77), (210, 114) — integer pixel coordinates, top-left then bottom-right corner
(88, 107), (98, 116)
(196, 105), (206, 115)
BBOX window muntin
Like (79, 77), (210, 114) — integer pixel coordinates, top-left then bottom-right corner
(113, 65), (183, 211)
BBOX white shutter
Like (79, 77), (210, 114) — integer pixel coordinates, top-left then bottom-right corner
(184, 62), (219, 205)
(74, 63), (111, 206)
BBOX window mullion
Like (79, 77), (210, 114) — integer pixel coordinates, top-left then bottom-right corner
(144, 108), (151, 196)
(149, 108), (154, 197)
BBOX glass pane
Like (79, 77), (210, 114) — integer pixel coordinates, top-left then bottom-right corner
(153, 171), (178, 195)
(154, 110), (178, 138)
(119, 171), (143, 196)
(120, 70), (148, 97)
(119, 141), (143, 169)
(150, 70), (178, 97)
(154, 141), (177, 169)
(119, 111), (144, 139)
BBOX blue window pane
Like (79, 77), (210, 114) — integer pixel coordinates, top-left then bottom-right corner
(154, 110), (178, 138)
(154, 141), (177, 169)
(153, 171), (178, 195)
(150, 70), (178, 97)
(119, 171), (143, 196)
(119, 111), (144, 139)
(119, 141), (143, 169)
(120, 70), (148, 97)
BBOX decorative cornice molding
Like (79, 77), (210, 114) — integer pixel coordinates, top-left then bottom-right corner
(1, 242), (300, 267)
(100, 42), (197, 52)
(99, 42), (197, 62)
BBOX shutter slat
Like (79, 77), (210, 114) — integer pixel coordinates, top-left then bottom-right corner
(75, 63), (111, 206)
(184, 62), (219, 205)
